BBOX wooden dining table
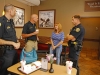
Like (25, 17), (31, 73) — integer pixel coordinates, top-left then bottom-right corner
(7, 62), (77, 75)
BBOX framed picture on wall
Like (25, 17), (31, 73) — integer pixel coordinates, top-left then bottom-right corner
(38, 9), (55, 29)
(13, 6), (25, 27)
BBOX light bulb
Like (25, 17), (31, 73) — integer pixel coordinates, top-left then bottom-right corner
(2, 11), (5, 15)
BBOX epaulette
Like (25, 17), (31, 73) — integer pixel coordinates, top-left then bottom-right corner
(0, 16), (4, 22)
(0, 16), (5, 27)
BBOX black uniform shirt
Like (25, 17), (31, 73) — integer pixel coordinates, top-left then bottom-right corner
(69, 24), (85, 44)
(22, 21), (37, 41)
(0, 16), (17, 43)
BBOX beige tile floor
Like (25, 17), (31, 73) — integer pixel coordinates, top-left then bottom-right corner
(79, 53), (100, 75)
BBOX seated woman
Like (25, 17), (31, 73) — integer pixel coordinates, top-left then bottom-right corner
(50, 23), (64, 65)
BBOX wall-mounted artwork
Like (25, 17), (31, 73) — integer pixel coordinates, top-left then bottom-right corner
(38, 9), (55, 29)
(13, 6), (25, 27)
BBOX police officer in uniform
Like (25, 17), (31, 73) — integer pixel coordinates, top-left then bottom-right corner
(22, 14), (39, 52)
(0, 4), (20, 75)
(66, 15), (85, 75)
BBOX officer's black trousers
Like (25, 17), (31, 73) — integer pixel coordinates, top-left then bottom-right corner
(69, 46), (81, 75)
(0, 49), (18, 75)
(71, 59), (79, 75)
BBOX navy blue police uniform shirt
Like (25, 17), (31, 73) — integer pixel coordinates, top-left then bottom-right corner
(22, 21), (37, 41)
(0, 16), (17, 43)
(69, 24), (85, 45)
(68, 24), (85, 60)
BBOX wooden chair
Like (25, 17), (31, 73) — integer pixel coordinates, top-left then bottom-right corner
(60, 46), (69, 65)
(37, 43), (50, 54)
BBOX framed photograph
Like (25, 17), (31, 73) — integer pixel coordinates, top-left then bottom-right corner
(38, 9), (55, 29)
(13, 6), (25, 27)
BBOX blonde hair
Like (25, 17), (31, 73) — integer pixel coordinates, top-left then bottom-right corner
(54, 23), (62, 33)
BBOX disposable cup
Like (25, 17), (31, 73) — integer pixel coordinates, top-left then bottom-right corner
(66, 61), (73, 74)
(20, 60), (26, 70)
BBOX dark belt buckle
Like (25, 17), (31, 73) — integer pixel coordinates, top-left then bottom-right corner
(6, 45), (13, 50)
(6, 46), (9, 50)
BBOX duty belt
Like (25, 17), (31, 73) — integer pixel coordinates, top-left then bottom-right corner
(71, 41), (83, 51)
(0, 45), (14, 50)
(28, 40), (36, 42)
(71, 41), (78, 45)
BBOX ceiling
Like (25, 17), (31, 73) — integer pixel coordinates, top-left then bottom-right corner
(16, 0), (46, 6)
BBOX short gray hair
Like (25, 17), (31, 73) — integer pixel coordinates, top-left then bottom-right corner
(4, 4), (14, 12)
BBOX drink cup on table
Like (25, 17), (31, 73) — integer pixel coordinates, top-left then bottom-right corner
(66, 61), (73, 74)
(20, 60), (26, 70)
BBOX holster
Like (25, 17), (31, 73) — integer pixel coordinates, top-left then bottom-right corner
(74, 44), (82, 51)
(69, 41), (82, 51)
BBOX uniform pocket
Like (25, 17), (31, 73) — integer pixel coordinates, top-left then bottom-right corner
(6, 27), (13, 32)
(4, 27), (13, 38)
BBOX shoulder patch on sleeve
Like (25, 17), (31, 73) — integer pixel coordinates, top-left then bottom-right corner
(76, 28), (80, 32)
